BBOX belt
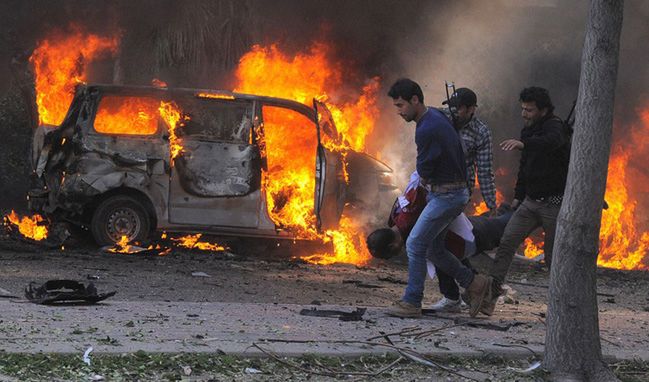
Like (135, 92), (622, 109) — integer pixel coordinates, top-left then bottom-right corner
(531, 195), (563, 205)
(424, 181), (467, 193)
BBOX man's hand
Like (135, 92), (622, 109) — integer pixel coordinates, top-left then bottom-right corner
(500, 139), (524, 151)
(511, 199), (521, 210)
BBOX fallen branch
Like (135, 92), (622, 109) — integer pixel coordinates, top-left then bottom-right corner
(492, 342), (540, 357)
(365, 326), (421, 341)
(255, 338), (480, 381)
(251, 342), (404, 377)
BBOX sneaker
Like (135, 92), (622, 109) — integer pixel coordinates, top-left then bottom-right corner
(387, 300), (422, 318)
(465, 274), (492, 318)
(430, 297), (462, 313)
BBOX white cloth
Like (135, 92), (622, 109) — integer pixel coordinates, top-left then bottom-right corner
(398, 171), (476, 279)
(397, 171), (422, 209)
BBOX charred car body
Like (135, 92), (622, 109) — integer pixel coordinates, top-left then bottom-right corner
(29, 84), (397, 245)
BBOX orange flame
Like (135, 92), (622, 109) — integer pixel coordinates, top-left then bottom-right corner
(597, 143), (649, 270)
(5, 210), (48, 241)
(30, 29), (118, 126)
(171, 234), (227, 252)
(234, 42), (378, 265)
(469, 190), (505, 215)
(518, 108), (649, 270)
(522, 236), (545, 259)
(94, 96), (159, 135)
(158, 101), (189, 160)
(107, 235), (140, 254)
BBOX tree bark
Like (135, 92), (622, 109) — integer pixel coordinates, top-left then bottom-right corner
(544, 1), (624, 381)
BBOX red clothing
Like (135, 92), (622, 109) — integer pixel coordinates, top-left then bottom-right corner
(388, 186), (427, 239)
(388, 185), (464, 259)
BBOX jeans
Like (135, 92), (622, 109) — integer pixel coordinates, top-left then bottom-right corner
(403, 188), (470, 306)
(437, 258), (473, 300)
(490, 197), (560, 289)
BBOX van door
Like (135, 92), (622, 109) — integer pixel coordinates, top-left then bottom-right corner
(313, 100), (346, 231)
(168, 97), (262, 227)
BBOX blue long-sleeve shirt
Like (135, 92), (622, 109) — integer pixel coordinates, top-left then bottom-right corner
(415, 108), (467, 185)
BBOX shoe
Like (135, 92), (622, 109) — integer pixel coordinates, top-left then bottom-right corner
(387, 300), (422, 318)
(480, 296), (497, 316)
(465, 274), (492, 318)
(430, 297), (462, 313)
(481, 280), (503, 316)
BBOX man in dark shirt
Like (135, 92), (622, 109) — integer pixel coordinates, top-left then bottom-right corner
(480, 86), (570, 316)
(386, 78), (492, 318)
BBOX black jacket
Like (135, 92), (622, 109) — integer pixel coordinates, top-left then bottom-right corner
(514, 114), (570, 200)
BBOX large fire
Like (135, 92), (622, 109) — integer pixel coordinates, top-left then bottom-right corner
(30, 28), (118, 126)
(234, 42), (379, 265)
(4, 210), (49, 241)
(597, 109), (649, 270)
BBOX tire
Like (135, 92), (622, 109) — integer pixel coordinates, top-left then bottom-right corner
(90, 195), (151, 246)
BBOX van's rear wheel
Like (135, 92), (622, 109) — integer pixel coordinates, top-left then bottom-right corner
(91, 195), (151, 246)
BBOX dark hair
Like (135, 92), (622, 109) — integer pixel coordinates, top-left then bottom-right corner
(388, 78), (424, 103)
(366, 228), (398, 259)
(519, 87), (554, 113)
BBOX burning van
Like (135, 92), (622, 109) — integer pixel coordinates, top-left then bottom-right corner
(28, 84), (397, 246)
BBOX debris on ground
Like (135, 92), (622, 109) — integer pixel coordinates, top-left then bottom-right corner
(25, 280), (116, 305)
(299, 307), (367, 321)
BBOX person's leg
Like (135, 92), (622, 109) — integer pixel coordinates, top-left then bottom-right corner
(538, 202), (561, 269)
(400, 189), (469, 307)
(437, 269), (460, 300)
(490, 198), (541, 287)
(480, 198), (541, 316)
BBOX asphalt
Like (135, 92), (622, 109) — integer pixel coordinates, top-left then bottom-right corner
(1, 297), (648, 362)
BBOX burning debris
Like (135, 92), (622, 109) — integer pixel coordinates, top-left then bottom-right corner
(171, 234), (228, 252)
(4, 210), (48, 241)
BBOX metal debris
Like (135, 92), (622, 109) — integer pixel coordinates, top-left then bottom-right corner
(25, 280), (116, 305)
(299, 307), (366, 321)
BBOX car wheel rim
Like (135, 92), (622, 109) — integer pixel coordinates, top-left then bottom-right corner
(106, 207), (141, 243)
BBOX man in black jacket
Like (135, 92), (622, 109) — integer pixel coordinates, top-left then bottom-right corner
(479, 87), (570, 316)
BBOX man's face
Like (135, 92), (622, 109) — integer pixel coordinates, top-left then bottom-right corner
(521, 101), (547, 127)
(456, 104), (476, 125)
(393, 96), (418, 122)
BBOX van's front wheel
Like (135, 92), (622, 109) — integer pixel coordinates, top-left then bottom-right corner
(91, 195), (151, 246)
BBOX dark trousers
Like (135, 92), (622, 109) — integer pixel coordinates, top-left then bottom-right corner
(437, 258), (473, 300)
(490, 197), (559, 286)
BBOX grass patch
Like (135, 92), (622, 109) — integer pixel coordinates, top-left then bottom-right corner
(0, 352), (645, 381)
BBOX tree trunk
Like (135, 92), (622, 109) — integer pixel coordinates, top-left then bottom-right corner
(544, 1), (624, 381)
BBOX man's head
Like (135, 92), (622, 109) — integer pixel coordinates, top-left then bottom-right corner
(366, 227), (403, 259)
(519, 87), (554, 127)
(388, 78), (425, 122)
(443, 87), (477, 125)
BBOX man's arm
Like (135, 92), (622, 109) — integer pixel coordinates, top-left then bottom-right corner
(513, 151), (526, 206)
(475, 126), (497, 210)
(520, 118), (566, 151)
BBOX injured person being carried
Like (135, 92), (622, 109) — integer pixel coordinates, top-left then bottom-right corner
(366, 171), (512, 312)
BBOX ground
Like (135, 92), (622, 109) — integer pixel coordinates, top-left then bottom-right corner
(1, 230), (649, 381)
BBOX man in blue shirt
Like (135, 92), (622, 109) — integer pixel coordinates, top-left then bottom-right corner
(386, 78), (492, 318)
